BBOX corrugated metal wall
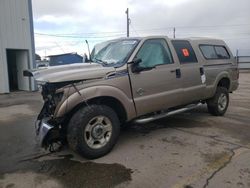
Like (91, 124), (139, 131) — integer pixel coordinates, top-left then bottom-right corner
(0, 0), (35, 93)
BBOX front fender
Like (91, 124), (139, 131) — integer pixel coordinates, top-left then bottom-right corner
(55, 85), (136, 121)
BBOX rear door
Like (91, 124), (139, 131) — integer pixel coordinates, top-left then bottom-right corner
(128, 38), (184, 116)
(171, 40), (206, 104)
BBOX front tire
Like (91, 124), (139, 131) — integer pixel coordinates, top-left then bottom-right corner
(67, 104), (120, 159)
(207, 87), (229, 116)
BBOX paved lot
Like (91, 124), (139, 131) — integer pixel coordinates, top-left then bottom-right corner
(0, 72), (250, 188)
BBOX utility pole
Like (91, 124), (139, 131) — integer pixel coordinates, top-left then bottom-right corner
(125, 8), (130, 37)
(44, 49), (46, 60)
(173, 27), (176, 38)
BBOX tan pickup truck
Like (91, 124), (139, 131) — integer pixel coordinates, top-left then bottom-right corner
(24, 36), (239, 158)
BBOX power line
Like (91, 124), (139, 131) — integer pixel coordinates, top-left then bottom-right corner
(35, 32), (126, 39)
(35, 29), (249, 40)
(34, 23), (250, 53)
(34, 23), (250, 37)
(176, 31), (250, 37)
(223, 37), (250, 40)
(130, 22), (140, 37)
(54, 41), (65, 53)
(54, 31), (126, 35)
(133, 23), (250, 32)
(35, 31), (250, 41)
(35, 30), (126, 36)
(176, 23), (250, 28)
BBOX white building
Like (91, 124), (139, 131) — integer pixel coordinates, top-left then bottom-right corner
(0, 0), (35, 93)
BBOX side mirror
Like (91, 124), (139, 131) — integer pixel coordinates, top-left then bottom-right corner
(131, 58), (143, 73)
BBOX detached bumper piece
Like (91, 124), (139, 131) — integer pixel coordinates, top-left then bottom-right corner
(37, 118), (62, 152)
(37, 119), (53, 146)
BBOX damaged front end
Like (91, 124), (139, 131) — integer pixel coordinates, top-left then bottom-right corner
(23, 63), (113, 151)
(36, 82), (68, 152)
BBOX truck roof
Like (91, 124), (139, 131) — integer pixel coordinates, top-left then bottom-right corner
(100, 36), (228, 49)
(172, 37), (226, 44)
(115, 36), (225, 44)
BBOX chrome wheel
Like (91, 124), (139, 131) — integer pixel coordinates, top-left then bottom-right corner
(84, 115), (112, 149)
(218, 93), (227, 111)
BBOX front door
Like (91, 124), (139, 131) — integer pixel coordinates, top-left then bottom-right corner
(129, 38), (184, 116)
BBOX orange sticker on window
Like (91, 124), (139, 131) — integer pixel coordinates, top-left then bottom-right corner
(182, 48), (189, 57)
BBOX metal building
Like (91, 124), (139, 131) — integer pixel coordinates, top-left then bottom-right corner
(0, 0), (35, 93)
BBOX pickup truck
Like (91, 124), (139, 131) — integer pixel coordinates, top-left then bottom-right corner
(24, 36), (239, 159)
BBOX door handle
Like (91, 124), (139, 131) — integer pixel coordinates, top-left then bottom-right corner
(170, 69), (181, 78)
(200, 67), (204, 75)
(176, 68), (181, 78)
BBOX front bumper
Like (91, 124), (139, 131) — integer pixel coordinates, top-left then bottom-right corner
(36, 118), (53, 147)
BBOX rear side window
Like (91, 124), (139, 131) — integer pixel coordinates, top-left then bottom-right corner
(214, 46), (230, 59)
(171, 40), (198, 63)
(200, 45), (230, 59)
(200, 45), (217, 59)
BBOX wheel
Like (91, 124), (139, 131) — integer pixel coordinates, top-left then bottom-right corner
(207, 87), (229, 116)
(67, 104), (120, 159)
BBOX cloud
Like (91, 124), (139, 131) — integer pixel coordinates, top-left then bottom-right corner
(35, 15), (89, 25)
(32, 0), (250, 57)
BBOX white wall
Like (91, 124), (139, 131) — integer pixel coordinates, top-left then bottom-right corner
(16, 51), (30, 90)
(0, 0), (35, 93)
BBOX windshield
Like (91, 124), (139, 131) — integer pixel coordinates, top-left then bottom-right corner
(91, 39), (139, 67)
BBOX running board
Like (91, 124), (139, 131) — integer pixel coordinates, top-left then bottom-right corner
(134, 103), (202, 124)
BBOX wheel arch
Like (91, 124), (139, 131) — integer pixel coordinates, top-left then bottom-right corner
(217, 77), (230, 90)
(67, 96), (128, 125)
(211, 72), (231, 96)
(55, 85), (136, 123)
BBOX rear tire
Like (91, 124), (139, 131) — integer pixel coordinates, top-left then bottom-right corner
(207, 87), (229, 116)
(67, 104), (120, 159)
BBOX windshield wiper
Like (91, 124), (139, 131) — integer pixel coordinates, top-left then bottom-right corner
(94, 58), (108, 66)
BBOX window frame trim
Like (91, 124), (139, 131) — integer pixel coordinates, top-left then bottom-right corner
(199, 44), (230, 60)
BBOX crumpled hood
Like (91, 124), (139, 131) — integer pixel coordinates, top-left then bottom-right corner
(24, 63), (115, 83)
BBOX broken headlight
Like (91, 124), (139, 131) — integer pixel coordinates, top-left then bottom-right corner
(53, 91), (64, 105)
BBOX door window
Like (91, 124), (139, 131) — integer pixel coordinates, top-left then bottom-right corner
(171, 40), (198, 63)
(136, 39), (173, 68)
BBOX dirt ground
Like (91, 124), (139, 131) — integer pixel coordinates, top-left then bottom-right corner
(0, 72), (250, 188)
